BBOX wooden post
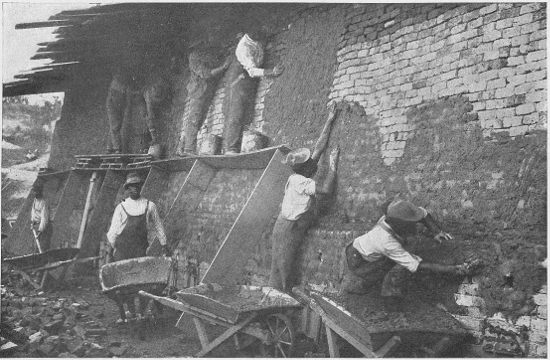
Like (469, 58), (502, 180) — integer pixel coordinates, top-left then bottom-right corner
(325, 325), (340, 358)
(76, 171), (99, 249)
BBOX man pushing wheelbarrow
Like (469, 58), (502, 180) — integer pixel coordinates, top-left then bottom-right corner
(105, 172), (171, 324)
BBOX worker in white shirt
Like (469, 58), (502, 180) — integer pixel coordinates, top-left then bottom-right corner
(30, 180), (52, 252)
(106, 172), (170, 323)
(268, 104), (340, 291)
(341, 200), (480, 312)
(107, 172), (170, 261)
(223, 30), (283, 154)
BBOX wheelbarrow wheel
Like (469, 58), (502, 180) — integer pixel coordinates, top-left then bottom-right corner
(260, 313), (296, 358)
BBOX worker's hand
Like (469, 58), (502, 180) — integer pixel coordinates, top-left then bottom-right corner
(271, 64), (284, 77)
(329, 146), (340, 171)
(434, 231), (453, 244)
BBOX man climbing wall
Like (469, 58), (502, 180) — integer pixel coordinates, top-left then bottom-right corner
(268, 104), (340, 291)
(177, 37), (231, 156)
(223, 30), (283, 154)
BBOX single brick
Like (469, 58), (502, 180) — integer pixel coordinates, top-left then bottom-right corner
(508, 125), (529, 136)
(537, 305), (547, 319)
(503, 116), (523, 128)
(458, 282), (480, 296)
(523, 113), (539, 125)
(515, 315), (532, 327)
(526, 50), (546, 62)
(515, 13), (534, 26)
(496, 18), (514, 30)
(520, 3), (542, 15)
(507, 55), (525, 66)
(530, 318), (548, 332)
(516, 103), (536, 115)
(511, 34), (530, 46)
(533, 293), (548, 306)
(484, 50), (500, 61)
(480, 3), (498, 15)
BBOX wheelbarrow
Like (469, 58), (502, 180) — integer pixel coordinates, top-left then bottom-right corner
(2, 248), (99, 290)
(99, 256), (172, 323)
(140, 283), (302, 357)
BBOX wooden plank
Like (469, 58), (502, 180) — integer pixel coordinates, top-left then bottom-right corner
(292, 288), (376, 358)
(375, 335), (401, 357)
(50, 172), (90, 249)
(326, 325), (340, 358)
(15, 20), (74, 29)
(4, 189), (37, 256)
(193, 317), (210, 349)
(78, 170), (125, 258)
(202, 149), (292, 285)
(195, 313), (257, 357)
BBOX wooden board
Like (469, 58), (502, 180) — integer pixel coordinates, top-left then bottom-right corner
(202, 149), (292, 284)
(49, 172), (91, 249)
(78, 170), (126, 258)
(151, 146), (286, 172)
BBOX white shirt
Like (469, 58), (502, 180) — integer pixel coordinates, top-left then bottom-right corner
(281, 174), (316, 221)
(106, 197), (167, 247)
(353, 218), (422, 272)
(235, 34), (265, 78)
(31, 198), (50, 232)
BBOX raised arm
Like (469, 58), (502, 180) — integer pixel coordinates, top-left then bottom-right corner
(311, 103), (340, 163)
(316, 146), (339, 194)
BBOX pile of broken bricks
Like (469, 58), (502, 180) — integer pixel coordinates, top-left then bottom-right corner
(1, 275), (128, 357)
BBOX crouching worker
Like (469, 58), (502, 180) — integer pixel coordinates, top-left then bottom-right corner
(341, 200), (477, 312)
(268, 104), (340, 292)
(106, 172), (170, 324)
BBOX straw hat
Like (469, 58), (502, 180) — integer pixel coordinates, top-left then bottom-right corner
(386, 200), (426, 222)
(124, 172), (143, 189)
(282, 148), (311, 166)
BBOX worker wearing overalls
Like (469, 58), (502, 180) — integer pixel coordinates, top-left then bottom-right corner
(106, 172), (170, 323)
(341, 200), (478, 312)
(268, 104), (340, 291)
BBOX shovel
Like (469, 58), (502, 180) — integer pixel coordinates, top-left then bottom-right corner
(31, 228), (44, 254)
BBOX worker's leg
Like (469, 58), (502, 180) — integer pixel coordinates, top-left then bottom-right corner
(181, 96), (207, 154)
(106, 87), (126, 153)
(340, 245), (392, 294)
(38, 223), (53, 252)
(144, 82), (165, 146)
(224, 75), (257, 154)
(381, 264), (411, 298)
(268, 215), (293, 290)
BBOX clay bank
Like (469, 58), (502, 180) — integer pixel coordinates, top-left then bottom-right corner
(2, 2), (547, 358)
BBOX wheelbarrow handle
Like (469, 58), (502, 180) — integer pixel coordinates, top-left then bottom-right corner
(31, 228), (44, 253)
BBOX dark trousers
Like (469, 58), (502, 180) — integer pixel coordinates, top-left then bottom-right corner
(341, 243), (411, 298)
(182, 86), (216, 153)
(32, 222), (52, 252)
(106, 87), (128, 152)
(268, 211), (315, 291)
(224, 61), (258, 153)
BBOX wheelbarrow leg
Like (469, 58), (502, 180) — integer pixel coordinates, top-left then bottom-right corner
(195, 312), (257, 357)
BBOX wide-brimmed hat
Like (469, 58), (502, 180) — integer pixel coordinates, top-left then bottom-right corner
(386, 200), (426, 222)
(124, 172), (143, 189)
(282, 148), (311, 166)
